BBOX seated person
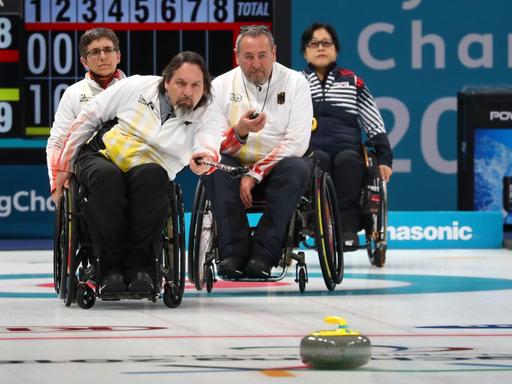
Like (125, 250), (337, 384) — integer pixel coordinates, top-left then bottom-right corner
(301, 23), (393, 247)
(201, 25), (313, 278)
(51, 52), (219, 293)
(47, 27), (126, 201)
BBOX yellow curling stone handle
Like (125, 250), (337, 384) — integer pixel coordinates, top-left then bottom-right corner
(311, 316), (361, 337)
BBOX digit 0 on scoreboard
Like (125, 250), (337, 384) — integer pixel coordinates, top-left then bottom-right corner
(21, 0), (274, 138)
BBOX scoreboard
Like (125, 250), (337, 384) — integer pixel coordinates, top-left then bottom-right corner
(0, 0), (285, 163)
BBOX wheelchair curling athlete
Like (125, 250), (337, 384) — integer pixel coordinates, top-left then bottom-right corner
(52, 51), (218, 294)
(200, 25), (314, 279)
(47, 28), (126, 201)
(301, 23), (393, 248)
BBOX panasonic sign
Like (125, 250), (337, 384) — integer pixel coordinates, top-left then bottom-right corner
(387, 221), (472, 241)
(0, 190), (54, 218)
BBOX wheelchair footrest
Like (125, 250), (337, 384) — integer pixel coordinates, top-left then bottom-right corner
(100, 291), (159, 301)
(344, 244), (363, 252)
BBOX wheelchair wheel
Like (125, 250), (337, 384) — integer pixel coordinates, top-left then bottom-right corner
(187, 180), (202, 284)
(367, 181), (388, 267)
(163, 282), (181, 308)
(53, 196), (64, 295)
(55, 185), (79, 305)
(189, 181), (217, 291)
(297, 263), (307, 294)
(314, 171), (344, 290)
(162, 184), (186, 308)
(205, 265), (215, 293)
(76, 284), (95, 309)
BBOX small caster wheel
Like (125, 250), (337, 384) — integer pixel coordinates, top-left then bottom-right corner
(205, 266), (214, 293)
(298, 266), (307, 293)
(163, 283), (182, 308)
(64, 275), (78, 307)
(373, 243), (387, 268)
(76, 285), (95, 309)
(368, 241), (386, 268)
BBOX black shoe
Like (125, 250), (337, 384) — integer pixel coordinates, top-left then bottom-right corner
(128, 272), (155, 292)
(217, 257), (244, 278)
(99, 273), (126, 294)
(343, 232), (360, 249)
(244, 258), (273, 278)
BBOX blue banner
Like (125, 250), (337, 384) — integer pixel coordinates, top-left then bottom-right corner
(0, 165), (54, 237)
(383, 211), (502, 248)
(291, 0), (511, 211)
(0, 166), (503, 249)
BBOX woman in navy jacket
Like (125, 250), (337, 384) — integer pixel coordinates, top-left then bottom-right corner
(301, 23), (393, 247)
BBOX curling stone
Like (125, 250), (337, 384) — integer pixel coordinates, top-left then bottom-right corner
(300, 316), (371, 369)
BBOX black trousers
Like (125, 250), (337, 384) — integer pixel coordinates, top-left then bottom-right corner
(314, 148), (364, 233)
(201, 155), (312, 266)
(76, 146), (169, 280)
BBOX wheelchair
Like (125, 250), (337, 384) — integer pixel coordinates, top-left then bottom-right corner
(352, 144), (388, 268)
(187, 161), (344, 293)
(53, 175), (186, 309)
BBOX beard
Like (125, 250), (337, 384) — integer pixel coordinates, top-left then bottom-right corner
(247, 71), (267, 86)
(174, 98), (194, 117)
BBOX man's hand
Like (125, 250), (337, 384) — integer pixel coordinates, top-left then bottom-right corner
(189, 152), (214, 175)
(379, 165), (392, 182)
(53, 171), (72, 203)
(240, 175), (257, 209)
(234, 110), (267, 138)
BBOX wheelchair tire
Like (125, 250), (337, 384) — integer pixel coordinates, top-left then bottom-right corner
(162, 184), (186, 308)
(366, 179), (388, 268)
(76, 285), (95, 309)
(187, 181), (203, 284)
(174, 185), (186, 300)
(189, 181), (217, 291)
(58, 185), (79, 304)
(64, 275), (78, 307)
(368, 242), (387, 268)
(163, 282), (182, 308)
(205, 265), (214, 293)
(53, 196), (65, 295)
(298, 266), (307, 293)
(314, 171), (344, 290)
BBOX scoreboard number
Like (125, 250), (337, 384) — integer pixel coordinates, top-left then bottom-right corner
(0, 17), (13, 48)
(0, 102), (13, 133)
(25, 0), (235, 23)
(0, 0), (275, 140)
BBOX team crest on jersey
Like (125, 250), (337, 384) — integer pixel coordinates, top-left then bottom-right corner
(334, 81), (350, 88)
(229, 93), (242, 102)
(138, 95), (149, 105)
(79, 94), (92, 103)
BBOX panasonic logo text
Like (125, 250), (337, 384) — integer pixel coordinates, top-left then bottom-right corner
(387, 221), (473, 241)
(0, 190), (54, 218)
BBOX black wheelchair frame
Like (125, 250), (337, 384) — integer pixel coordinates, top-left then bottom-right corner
(53, 175), (186, 309)
(187, 161), (344, 293)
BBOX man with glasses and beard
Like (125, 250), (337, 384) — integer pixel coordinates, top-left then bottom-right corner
(200, 25), (313, 278)
(52, 51), (219, 293)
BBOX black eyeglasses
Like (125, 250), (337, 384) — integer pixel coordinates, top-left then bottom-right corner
(240, 25), (270, 33)
(86, 46), (118, 58)
(307, 40), (335, 49)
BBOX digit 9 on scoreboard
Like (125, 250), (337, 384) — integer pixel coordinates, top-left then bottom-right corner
(0, 12), (21, 137)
